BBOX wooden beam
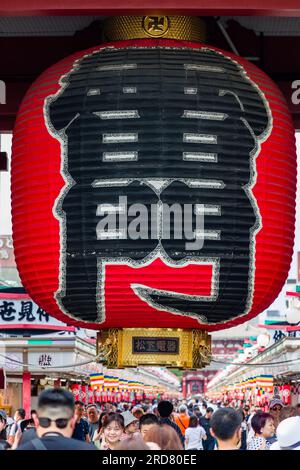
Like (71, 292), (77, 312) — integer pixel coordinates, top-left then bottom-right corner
(1, 0), (300, 16)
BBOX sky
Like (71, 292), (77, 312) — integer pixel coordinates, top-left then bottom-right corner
(1, 132), (300, 318)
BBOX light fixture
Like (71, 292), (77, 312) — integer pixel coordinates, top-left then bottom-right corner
(285, 295), (300, 324)
(286, 306), (300, 325)
(257, 332), (270, 348)
(286, 296), (300, 325)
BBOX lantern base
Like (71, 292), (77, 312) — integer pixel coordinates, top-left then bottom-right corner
(96, 328), (211, 369)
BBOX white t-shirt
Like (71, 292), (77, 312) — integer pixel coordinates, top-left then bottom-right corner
(185, 426), (206, 450)
(247, 413), (255, 444)
(8, 421), (21, 437)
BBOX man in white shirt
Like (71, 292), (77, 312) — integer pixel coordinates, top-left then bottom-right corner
(8, 408), (26, 446)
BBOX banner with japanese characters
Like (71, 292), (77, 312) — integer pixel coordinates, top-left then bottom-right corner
(0, 296), (66, 326)
(28, 351), (74, 369)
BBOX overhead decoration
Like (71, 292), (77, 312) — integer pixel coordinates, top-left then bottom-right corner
(11, 16), (296, 368)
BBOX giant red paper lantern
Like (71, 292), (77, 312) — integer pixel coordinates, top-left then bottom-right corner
(11, 23), (296, 333)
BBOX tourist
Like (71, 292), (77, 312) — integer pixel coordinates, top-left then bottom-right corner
(18, 410), (38, 445)
(187, 401), (195, 417)
(121, 410), (139, 437)
(7, 407), (25, 447)
(210, 408), (242, 451)
(193, 405), (202, 419)
(174, 404), (190, 436)
(247, 412), (275, 450)
(144, 423), (183, 450)
(157, 400), (184, 446)
(72, 401), (90, 442)
(98, 413), (125, 450)
(269, 397), (284, 431)
(92, 411), (109, 448)
(237, 409), (248, 450)
(270, 416), (300, 450)
(86, 404), (100, 441)
(139, 413), (159, 441)
(185, 415), (206, 450)
(0, 412), (10, 450)
(199, 407), (215, 450)
(16, 388), (96, 450)
(115, 436), (151, 450)
(132, 407), (144, 420)
(279, 405), (298, 422)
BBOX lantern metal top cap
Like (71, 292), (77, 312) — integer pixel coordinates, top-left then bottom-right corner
(103, 16), (206, 42)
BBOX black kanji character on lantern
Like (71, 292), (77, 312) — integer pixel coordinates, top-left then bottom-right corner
(0, 301), (16, 321)
(18, 301), (35, 322)
(47, 47), (270, 325)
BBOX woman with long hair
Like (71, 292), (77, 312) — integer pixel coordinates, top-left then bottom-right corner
(144, 423), (183, 450)
(92, 411), (108, 448)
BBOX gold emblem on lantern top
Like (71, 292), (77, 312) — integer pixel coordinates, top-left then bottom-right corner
(103, 16), (207, 43)
(142, 16), (170, 38)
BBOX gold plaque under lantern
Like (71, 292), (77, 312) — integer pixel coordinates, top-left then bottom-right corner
(97, 328), (211, 369)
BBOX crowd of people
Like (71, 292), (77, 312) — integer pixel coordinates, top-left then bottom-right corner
(1, 388), (300, 451)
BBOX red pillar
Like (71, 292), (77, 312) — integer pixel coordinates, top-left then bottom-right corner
(22, 372), (31, 418)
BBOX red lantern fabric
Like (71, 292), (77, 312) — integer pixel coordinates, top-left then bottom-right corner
(11, 39), (296, 331)
(279, 384), (292, 405)
(88, 386), (94, 405)
(80, 385), (88, 405)
(70, 384), (81, 400)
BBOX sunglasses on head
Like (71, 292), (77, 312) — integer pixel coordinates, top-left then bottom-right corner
(39, 417), (69, 429)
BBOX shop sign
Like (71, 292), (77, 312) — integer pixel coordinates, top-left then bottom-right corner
(28, 352), (74, 370)
(273, 330), (300, 342)
(0, 299), (65, 326)
(132, 337), (179, 354)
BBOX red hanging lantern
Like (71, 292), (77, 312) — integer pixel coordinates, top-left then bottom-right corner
(80, 385), (87, 405)
(70, 383), (81, 401)
(11, 16), (296, 368)
(281, 384), (292, 405)
(88, 386), (94, 404)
